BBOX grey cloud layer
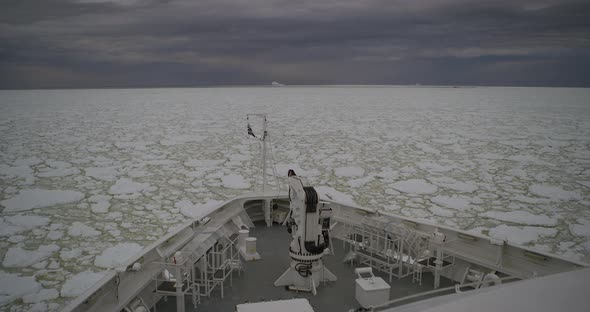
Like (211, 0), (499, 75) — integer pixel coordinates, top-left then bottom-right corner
(1, 0), (589, 88)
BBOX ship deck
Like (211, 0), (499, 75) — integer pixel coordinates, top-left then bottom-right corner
(154, 221), (455, 312)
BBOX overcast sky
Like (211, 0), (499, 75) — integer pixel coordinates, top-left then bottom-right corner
(1, 0), (589, 89)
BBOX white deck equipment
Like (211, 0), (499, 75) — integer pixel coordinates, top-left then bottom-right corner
(274, 171), (337, 294)
(238, 229), (261, 261)
(355, 267), (391, 308)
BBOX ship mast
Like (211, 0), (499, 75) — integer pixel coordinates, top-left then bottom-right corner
(247, 113), (270, 192)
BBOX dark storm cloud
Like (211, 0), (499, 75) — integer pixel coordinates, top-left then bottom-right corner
(1, 0), (589, 88)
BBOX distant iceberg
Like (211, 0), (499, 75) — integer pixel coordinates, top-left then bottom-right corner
(271, 81), (285, 86)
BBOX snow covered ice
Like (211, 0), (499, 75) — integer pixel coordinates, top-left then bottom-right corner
(2, 244), (60, 268)
(0, 189), (84, 212)
(392, 179), (438, 194)
(1, 86), (590, 310)
(0, 272), (41, 306)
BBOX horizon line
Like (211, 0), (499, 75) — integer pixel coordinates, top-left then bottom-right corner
(2, 83), (590, 91)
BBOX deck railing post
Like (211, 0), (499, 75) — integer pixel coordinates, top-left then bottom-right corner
(175, 265), (184, 312)
(434, 247), (442, 289)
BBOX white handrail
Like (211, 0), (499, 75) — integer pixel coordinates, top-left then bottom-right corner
(370, 276), (520, 311)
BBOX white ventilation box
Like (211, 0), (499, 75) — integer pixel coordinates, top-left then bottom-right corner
(355, 267), (390, 308)
(239, 236), (261, 261)
(238, 229), (249, 249)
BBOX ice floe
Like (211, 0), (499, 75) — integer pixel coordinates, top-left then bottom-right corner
(0, 272), (41, 305)
(221, 174), (250, 189)
(85, 167), (119, 182)
(429, 206), (455, 217)
(315, 186), (356, 205)
(0, 215), (50, 236)
(477, 153), (504, 160)
(91, 201), (110, 214)
(529, 184), (582, 201)
(89, 195), (111, 205)
(430, 195), (470, 211)
(349, 176), (374, 188)
(415, 142), (440, 154)
(2, 244), (60, 267)
(391, 179), (438, 194)
(481, 211), (557, 226)
(114, 141), (153, 150)
(22, 288), (59, 304)
(8, 235), (25, 243)
(109, 178), (153, 195)
(60, 248), (82, 261)
(334, 166), (365, 178)
(375, 167), (398, 180)
(37, 167), (80, 178)
(13, 157), (43, 167)
(94, 243), (143, 269)
(0, 189), (84, 212)
(569, 219), (590, 237)
(160, 134), (202, 146)
(0, 164), (35, 184)
(68, 222), (101, 237)
(417, 161), (454, 173)
(184, 159), (224, 168)
(428, 177), (477, 193)
(38, 161), (80, 178)
(275, 163), (319, 177)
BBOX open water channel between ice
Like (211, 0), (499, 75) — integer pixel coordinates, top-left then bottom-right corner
(0, 86), (589, 310)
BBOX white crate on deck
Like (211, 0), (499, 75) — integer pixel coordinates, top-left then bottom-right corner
(236, 298), (314, 312)
(355, 267), (390, 308)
